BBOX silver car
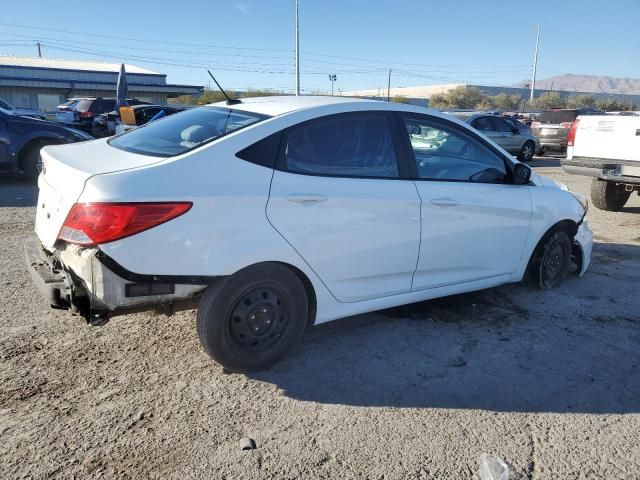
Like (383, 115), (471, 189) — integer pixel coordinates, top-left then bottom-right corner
(453, 113), (540, 162)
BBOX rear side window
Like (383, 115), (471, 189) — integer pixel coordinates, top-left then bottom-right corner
(236, 133), (282, 168)
(282, 113), (399, 178)
(75, 99), (93, 112)
(473, 116), (495, 132)
(537, 110), (578, 124)
(109, 106), (268, 157)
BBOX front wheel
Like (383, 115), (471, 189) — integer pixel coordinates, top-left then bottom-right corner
(22, 144), (44, 182)
(527, 230), (572, 290)
(196, 263), (308, 372)
(517, 140), (535, 162)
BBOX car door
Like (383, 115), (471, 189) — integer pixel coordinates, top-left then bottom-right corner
(398, 113), (532, 291)
(493, 116), (520, 152)
(0, 112), (11, 169)
(266, 111), (421, 303)
(471, 115), (510, 152)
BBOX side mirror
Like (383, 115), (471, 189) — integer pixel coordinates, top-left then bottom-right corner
(513, 163), (531, 185)
(512, 127), (519, 134)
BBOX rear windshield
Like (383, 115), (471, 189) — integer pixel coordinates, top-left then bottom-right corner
(109, 106), (268, 157)
(537, 110), (578, 124)
(75, 99), (93, 112)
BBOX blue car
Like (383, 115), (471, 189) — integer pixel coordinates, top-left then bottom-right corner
(0, 106), (93, 181)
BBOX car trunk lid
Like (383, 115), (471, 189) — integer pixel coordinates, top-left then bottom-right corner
(35, 139), (165, 248)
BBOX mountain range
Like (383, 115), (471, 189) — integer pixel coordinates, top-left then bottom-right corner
(515, 74), (640, 95)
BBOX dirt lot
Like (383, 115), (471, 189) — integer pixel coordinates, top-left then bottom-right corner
(1, 159), (639, 479)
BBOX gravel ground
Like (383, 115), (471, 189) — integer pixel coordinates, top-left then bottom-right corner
(1, 159), (639, 479)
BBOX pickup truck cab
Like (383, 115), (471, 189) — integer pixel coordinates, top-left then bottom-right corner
(562, 115), (640, 211)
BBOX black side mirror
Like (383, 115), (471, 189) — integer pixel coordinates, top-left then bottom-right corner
(514, 163), (531, 185)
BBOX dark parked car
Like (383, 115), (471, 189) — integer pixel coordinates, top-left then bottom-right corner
(531, 108), (603, 155)
(0, 106), (93, 181)
(93, 104), (182, 137)
(72, 97), (150, 133)
(0, 98), (46, 120)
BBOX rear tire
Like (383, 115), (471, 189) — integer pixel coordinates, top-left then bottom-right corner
(518, 140), (535, 162)
(527, 230), (572, 290)
(590, 179), (631, 212)
(196, 263), (308, 373)
(21, 144), (43, 182)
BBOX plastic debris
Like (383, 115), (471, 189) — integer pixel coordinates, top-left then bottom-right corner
(479, 453), (508, 480)
(239, 437), (257, 451)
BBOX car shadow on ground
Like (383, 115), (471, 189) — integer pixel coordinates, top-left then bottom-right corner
(251, 242), (640, 414)
(0, 178), (38, 207)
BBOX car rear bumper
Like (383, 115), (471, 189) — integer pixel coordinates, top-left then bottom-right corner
(24, 235), (208, 323)
(562, 157), (640, 184)
(539, 138), (567, 150)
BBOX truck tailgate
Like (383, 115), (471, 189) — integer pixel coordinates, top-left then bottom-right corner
(573, 116), (640, 162)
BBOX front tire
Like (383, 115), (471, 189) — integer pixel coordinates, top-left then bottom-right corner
(22, 144), (44, 182)
(196, 263), (308, 372)
(590, 179), (631, 212)
(527, 230), (572, 290)
(518, 140), (535, 162)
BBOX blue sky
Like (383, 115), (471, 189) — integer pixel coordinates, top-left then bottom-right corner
(1, 0), (639, 93)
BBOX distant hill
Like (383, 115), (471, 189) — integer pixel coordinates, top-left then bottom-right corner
(515, 74), (640, 95)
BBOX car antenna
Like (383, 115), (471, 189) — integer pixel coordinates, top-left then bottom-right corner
(207, 70), (241, 105)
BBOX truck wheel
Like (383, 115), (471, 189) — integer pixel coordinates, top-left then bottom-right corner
(526, 230), (572, 290)
(518, 141), (535, 162)
(196, 263), (308, 373)
(590, 179), (631, 212)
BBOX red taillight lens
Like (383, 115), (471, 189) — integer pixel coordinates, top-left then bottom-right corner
(530, 121), (541, 128)
(78, 111), (94, 119)
(567, 119), (580, 147)
(58, 202), (192, 246)
(560, 122), (573, 129)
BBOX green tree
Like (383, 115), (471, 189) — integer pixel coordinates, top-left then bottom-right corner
(428, 86), (490, 109)
(391, 95), (409, 104)
(567, 95), (597, 109)
(491, 93), (523, 111)
(532, 92), (567, 110)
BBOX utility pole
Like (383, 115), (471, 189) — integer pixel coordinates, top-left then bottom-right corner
(387, 69), (391, 102)
(36, 41), (42, 58)
(530, 25), (540, 102)
(295, 0), (300, 96)
(328, 74), (337, 95)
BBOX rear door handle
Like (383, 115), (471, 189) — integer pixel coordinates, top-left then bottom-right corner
(285, 194), (328, 205)
(431, 197), (459, 207)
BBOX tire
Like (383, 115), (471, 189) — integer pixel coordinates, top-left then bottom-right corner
(196, 263), (308, 372)
(22, 144), (44, 182)
(527, 230), (572, 290)
(590, 179), (631, 212)
(518, 140), (535, 162)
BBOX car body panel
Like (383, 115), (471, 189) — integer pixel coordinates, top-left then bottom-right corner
(29, 96), (592, 326)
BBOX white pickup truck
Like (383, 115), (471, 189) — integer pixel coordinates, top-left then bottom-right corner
(562, 115), (640, 211)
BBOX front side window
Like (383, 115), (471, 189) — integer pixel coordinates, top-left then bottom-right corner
(401, 115), (508, 183)
(109, 106), (267, 157)
(283, 113), (399, 178)
(494, 117), (514, 133)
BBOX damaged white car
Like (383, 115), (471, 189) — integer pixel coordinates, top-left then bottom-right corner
(26, 96), (592, 372)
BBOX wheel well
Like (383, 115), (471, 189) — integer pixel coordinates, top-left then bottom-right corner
(526, 219), (580, 281)
(17, 138), (60, 170)
(274, 262), (317, 326)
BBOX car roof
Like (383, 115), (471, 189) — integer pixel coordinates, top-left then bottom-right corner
(206, 95), (375, 117)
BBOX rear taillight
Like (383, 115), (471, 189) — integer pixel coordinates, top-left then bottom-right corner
(567, 119), (580, 147)
(560, 122), (573, 129)
(78, 111), (94, 119)
(530, 121), (540, 128)
(58, 202), (192, 246)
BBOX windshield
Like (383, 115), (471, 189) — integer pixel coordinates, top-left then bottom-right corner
(0, 99), (14, 110)
(109, 106), (268, 157)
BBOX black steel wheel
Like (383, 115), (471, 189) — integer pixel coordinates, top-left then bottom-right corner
(527, 230), (572, 290)
(197, 263), (308, 372)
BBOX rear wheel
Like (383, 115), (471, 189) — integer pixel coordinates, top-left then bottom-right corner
(196, 263), (308, 372)
(518, 140), (535, 162)
(590, 179), (631, 212)
(21, 144), (44, 182)
(527, 230), (572, 290)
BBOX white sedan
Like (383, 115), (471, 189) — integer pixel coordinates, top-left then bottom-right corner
(26, 96), (592, 372)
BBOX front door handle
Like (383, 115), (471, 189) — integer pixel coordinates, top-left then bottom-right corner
(285, 194), (328, 205)
(431, 197), (459, 207)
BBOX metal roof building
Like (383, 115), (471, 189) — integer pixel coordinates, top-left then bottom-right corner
(0, 55), (203, 112)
